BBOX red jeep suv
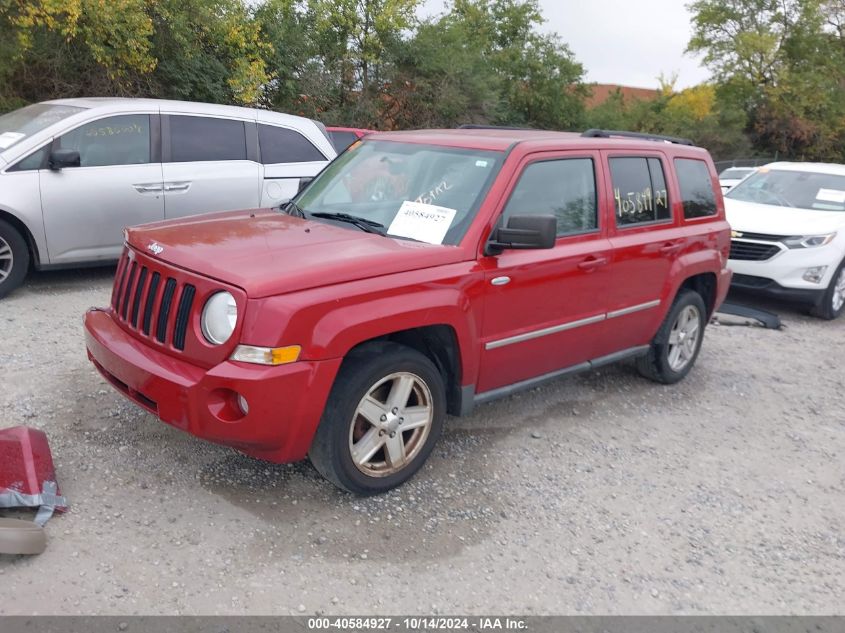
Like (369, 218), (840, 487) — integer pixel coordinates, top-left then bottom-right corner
(84, 128), (731, 494)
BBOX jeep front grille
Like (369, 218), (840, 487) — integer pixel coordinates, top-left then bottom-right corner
(112, 252), (196, 351)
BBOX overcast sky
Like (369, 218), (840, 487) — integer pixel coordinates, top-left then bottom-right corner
(419, 0), (712, 89)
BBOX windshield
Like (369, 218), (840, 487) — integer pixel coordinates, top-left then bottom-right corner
(295, 140), (502, 245)
(0, 103), (85, 152)
(726, 168), (845, 212)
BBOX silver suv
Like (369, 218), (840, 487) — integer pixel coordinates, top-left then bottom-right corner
(0, 98), (336, 298)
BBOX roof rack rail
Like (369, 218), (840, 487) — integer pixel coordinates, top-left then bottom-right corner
(581, 129), (694, 146)
(458, 124), (535, 130)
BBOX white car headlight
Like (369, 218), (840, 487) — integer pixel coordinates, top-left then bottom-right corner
(201, 291), (237, 345)
(784, 232), (837, 248)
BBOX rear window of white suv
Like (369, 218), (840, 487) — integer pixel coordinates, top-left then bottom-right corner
(727, 169), (845, 211)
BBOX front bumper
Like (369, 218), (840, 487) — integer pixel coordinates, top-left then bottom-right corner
(84, 307), (342, 463)
(730, 273), (825, 306)
(729, 243), (841, 293)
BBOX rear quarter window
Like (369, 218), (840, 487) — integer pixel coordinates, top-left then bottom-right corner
(676, 158), (717, 218)
(258, 124), (326, 164)
(329, 131), (359, 152)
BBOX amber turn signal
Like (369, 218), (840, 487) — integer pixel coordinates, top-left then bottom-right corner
(230, 345), (301, 366)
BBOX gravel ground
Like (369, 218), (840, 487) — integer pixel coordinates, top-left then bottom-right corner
(1, 266), (843, 615)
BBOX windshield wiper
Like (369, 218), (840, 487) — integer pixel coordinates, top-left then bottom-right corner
(310, 212), (386, 235)
(282, 200), (308, 218)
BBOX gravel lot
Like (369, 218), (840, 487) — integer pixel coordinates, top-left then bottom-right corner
(1, 266), (843, 615)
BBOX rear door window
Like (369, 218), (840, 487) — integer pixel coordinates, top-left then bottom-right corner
(169, 116), (246, 162)
(609, 157), (671, 226)
(676, 158), (717, 218)
(258, 124), (326, 164)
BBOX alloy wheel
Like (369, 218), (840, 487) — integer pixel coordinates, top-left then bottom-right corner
(348, 372), (434, 477)
(0, 235), (13, 283)
(667, 304), (701, 372)
(832, 268), (845, 312)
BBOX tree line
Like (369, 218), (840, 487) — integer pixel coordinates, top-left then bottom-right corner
(1, 0), (843, 162)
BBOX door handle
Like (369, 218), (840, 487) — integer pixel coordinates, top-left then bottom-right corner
(577, 255), (608, 271)
(660, 241), (683, 255)
(133, 183), (163, 193)
(164, 182), (191, 192)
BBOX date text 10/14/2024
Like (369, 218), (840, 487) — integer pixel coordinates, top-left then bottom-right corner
(307, 617), (528, 631)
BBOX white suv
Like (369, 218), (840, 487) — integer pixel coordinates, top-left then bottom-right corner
(725, 161), (845, 319)
(0, 98), (336, 298)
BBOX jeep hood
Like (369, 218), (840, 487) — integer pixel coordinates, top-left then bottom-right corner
(126, 209), (465, 297)
(725, 198), (845, 236)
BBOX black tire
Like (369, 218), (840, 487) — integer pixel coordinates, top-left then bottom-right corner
(308, 342), (446, 495)
(637, 289), (707, 384)
(0, 219), (29, 299)
(810, 259), (845, 320)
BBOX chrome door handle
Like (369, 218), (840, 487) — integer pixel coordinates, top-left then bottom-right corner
(164, 182), (191, 192)
(491, 276), (511, 286)
(133, 183), (163, 193)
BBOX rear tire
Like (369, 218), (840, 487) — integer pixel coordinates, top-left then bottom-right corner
(308, 342), (446, 495)
(637, 290), (707, 384)
(0, 219), (29, 299)
(810, 259), (845, 320)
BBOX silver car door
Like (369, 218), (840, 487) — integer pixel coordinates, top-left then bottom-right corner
(39, 113), (164, 264)
(161, 114), (260, 218)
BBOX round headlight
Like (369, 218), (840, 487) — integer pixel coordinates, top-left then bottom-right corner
(201, 291), (237, 345)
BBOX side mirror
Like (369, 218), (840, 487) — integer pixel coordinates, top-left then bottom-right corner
(486, 214), (557, 255)
(48, 149), (80, 170)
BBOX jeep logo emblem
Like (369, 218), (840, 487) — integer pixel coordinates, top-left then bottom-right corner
(147, 242), (164, 256)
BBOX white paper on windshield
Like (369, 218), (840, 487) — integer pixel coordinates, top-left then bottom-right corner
(0, 132), (25, 149)
(816, 188), (845, 204)
(388, 201), (457, 245)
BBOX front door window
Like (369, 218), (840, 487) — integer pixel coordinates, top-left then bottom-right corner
(57, 115), (151, 167)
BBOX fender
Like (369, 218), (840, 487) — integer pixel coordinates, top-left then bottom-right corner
(664, 248), (722, 317)
(239, 261), (487, 387)
(0, 205), (47, 268)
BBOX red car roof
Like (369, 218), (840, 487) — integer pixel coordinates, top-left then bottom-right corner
(365, 128), (711, 157)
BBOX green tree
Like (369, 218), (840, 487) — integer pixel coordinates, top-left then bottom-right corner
(451, 0), (585, 128)
(390, 0), (585, 130)
(254, 0), (316, 112)
(687, 0), (845, 160)
(0, 0), (271, 109)
(304, 0), (419, 124)
(388, 14), (502, 128)
(147, 0), (271, 105)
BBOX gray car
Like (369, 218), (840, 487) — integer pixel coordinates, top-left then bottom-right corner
(0, 98), (336, 298)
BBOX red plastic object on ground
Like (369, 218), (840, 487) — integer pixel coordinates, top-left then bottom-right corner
(0, 426), (67, 525)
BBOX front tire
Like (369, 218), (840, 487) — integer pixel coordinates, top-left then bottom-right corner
(810, 259), (845, 320)
(0, 219), (29, 299)
(637, 290), (707, 384)
(308, 342), (446, 495)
